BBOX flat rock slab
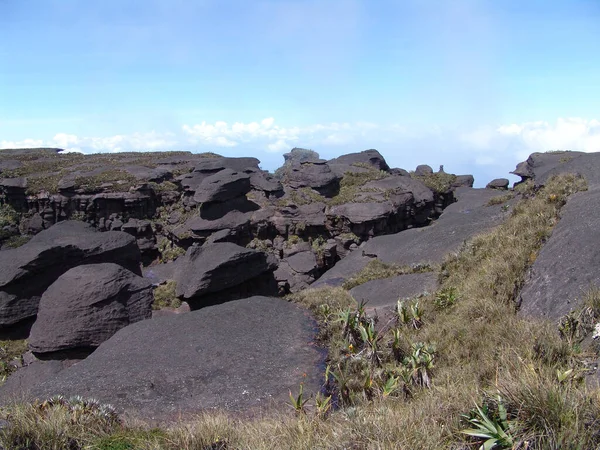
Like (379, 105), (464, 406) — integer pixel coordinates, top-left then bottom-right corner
(8, 297), (323, 422)
(518, 189), (600, 320)
(315, 188), (512, 286)
(350, 272), (439, 309)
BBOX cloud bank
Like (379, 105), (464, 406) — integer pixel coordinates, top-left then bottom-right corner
(2, 118), (599, 187)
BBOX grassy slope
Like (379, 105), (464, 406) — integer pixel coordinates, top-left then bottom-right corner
(1, 174), (599, 450)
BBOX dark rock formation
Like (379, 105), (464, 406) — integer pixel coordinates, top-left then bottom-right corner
(315, 187), (514, 287)
(28, 263), (153, 355)
(174, 242), (277, 307)
(518, 188), (600, 320)
(0, 221), (140, 328)
(192, 169), (251, 204)
(453, 175), (475, 189)
(511, 151), (585, 185)
(414, 164), (434, 177)
(486, 178), (510, 190)
(11, 297), (323, 422)
(327, 149), (390, 177)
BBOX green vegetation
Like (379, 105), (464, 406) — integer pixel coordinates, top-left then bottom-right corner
(412, 171), (457, 194)
(328, 169), (389, 206)
(487, 192), (515, 206)
(1, 173), (599, 449)
(0, 149), (218, 195)
(342, 259), (434, 290)
(2, 235), (31, 248)
(152, 281), (181, 310)
(0, 339), (27, 382)
(157, 238), (185, 262)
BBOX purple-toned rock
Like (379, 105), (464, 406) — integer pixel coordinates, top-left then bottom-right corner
(28, 263), (153, 355)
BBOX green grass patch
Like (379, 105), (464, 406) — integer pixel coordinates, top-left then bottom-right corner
(487, 192), (515, 206)
(412, 172), (457, 193)
(0, 339), (27, 382)
(328, 169), (389, 206)
(342, 259), (435, 290)
(152, 281), (181, 310)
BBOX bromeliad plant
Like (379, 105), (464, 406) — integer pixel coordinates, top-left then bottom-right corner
(461, 396), (514, 450)
(403, 342), (436, 388)
(396, 300), (424, 329)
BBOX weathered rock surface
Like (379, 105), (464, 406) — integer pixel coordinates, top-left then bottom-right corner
(315, 188), (514, 287)
(174, 243), (277, 306)
(0, 221), (140, 327)
(534, 152), (600, 187)
(486, 178), (509, 190)
(414, 164), (434, 176)
(28, 263), (153, 354)
(349, 272), (439, 309)
(327, 149), (390, 177)
(192, 169), (251, 204)
(511, 151), (585, 184)
(282, 161), (340, 196)
(7, 297), (323, 422)
(518, 188), (600, 320)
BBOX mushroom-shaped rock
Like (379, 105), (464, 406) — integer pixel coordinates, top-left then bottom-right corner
(192, 169), (251, 203)
(486, 178), (510, 190)
(452, 175), (475, 188)
(28, 263), (153, 355)
(174, 243), (277, 304)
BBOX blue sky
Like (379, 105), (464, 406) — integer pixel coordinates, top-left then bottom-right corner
(1, 0), (600, 186)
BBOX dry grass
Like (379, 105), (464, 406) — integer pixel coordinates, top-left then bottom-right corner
(342, 259), (434, 290)
(1, 173), (598, 449)
(411, 172), (457, 193)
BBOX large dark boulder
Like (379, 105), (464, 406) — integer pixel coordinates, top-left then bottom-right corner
(8, 297), (324, 421)
(414, 164), (434, 176)
(28, 263), (153, 355)
(0, 221), (141, 328)
(193, 169), (251, 204)
(327, 149), (390, 177)
(174, 242), (277, 306)
(486, 178), (510, 190)
(282, 161), (339, 196)
(193, 157), (260, 173)
(518, 188), (600, 320)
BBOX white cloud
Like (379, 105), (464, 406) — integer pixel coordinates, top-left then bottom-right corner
(2, 117), (600, 187)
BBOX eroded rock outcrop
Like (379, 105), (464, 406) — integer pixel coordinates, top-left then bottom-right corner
(0, 221), (140, 328)
(174, 242), (277, 307)
(28, 263), (153, 355)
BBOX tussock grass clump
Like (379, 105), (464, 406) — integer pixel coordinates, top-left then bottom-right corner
(152, 281), (181, 310)
(487, 192), (515, 206)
